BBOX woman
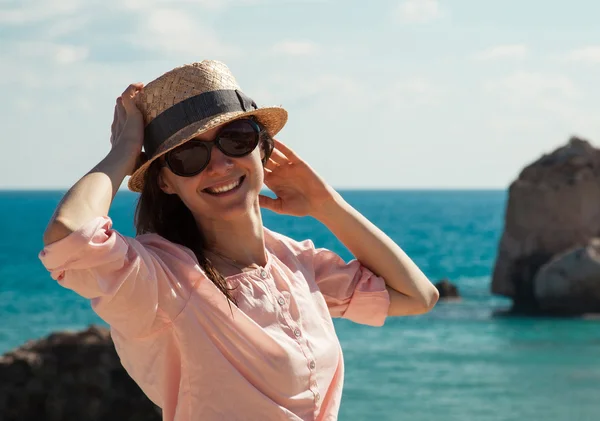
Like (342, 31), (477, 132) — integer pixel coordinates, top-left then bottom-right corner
(40, 60), (438, 421)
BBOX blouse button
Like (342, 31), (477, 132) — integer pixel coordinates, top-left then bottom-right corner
(309, 361), (316, 370)
(260, 270), (267, 279)
(315, 392), (321, 402)
(277, 297), (285, 306)
(293, 328), (301, 337)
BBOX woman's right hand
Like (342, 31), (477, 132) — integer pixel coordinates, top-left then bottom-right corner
(110, 83), (147, 175)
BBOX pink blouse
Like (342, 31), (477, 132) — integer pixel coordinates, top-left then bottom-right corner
(39, 216), (390, 421)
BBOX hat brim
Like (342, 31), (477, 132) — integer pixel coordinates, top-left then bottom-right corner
(127, 106), (288, 193)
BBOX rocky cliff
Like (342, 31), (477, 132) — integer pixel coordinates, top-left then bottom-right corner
(0, 325), (160, 421)
(491, 137), (600, 315)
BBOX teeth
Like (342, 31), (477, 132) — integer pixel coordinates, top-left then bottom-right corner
(207, 179), (241, 194)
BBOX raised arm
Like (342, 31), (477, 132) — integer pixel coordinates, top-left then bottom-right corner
(310, 196), (439, 315)
(38, 83), (197, 339)
(43, 83), (146, 245)
(259, 139), (439, 317)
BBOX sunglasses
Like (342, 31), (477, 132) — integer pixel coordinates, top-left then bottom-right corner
(163, 119), (261, 177)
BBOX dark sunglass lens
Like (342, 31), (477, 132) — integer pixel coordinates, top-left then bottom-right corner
(218, 120), (259, 157)
(167, 142), (210, 175)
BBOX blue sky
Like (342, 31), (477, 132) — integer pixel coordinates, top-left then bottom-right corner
(2, 0), (600, 189)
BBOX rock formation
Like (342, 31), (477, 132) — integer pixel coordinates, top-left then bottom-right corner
(0, 325), (161, 421)
(434, 279), (460, 299)
(533, 239), (600, 314)
(491, 136), (600, 315)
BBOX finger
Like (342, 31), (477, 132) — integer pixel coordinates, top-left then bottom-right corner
(263, 167), (274, 181)
(121, 82), (144, 98)
(120, 83), (144, 113)
(258, 195), (282, 213)
(263, 168), (274, 181)
(112, 99), (118, 125)
(272, 139), (300, 162)
(270, 148), (290, 165)
(265, 158), (279, 171)
(110, 102), (118, 144)
(116, 97), (126, 124)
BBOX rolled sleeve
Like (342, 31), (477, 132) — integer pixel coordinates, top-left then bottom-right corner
(40, 217), (132, 290)
(39, 216), (183, 338)
(313, 249), (390, 327)
(260, 229), (391, 326)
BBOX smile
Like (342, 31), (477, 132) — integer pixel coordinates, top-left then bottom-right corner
(203, 176), (245, 195)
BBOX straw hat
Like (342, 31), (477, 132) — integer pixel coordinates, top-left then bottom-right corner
(127, 60), (288, 192)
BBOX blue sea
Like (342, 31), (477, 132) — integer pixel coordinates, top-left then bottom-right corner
(1, 190), (598, 421)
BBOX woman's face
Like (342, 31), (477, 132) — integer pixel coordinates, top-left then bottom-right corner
(158, 122), (266, 224)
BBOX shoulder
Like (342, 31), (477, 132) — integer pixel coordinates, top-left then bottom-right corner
(133, 232), (209, 291)
(263, 227), (315, 257)
(263, 228), (320, 280)
(133, 232), (200, 266)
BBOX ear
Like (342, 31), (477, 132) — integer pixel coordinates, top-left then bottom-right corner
(158, 170), (176, 195)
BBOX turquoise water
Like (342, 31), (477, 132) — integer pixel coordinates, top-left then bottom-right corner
(1, 190), (598, 420)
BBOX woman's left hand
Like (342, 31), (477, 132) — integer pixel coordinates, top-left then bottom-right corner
(259, 139), (339, 218)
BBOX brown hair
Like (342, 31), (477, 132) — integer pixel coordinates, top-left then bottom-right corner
(134, 120), (274, 306)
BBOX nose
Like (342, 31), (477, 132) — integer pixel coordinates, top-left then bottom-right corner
(204, 145), (233, 176)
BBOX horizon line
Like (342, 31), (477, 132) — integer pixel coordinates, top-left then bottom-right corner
(0, 187), (509, 192)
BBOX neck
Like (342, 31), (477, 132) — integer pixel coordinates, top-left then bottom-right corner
(196, 202), (267, 268)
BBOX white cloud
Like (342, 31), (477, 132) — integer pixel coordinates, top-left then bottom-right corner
(482, 72), (596, 135)
(54, 45), (89, 64)
(267, 73), (362, 100)
(121, 0), (225, 11)
(391, 77), (443, 106)
(45, 16), (91, 38)
(130, 9), (239, 58)
(121, 0), (323, 11)
(0, 0), (84, 24)
(0, 2), (239, 95)
(565, 46), (600, 63)
(15, 42), (89, 64)
(486, 115), (546, 132)
(395, 0), (441, 24)
(14, 98), (34, 112)
(271, 41), (320, 56)
(0, 0), (252, 27)
(0, 0), (227, 24)
(474, 44), (528, 61)
(258, 72), (443, 115)
(484, 72), (579, 103)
